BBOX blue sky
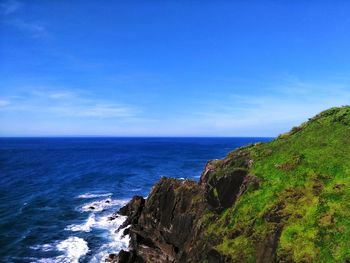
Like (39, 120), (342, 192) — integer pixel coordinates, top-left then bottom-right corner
(1, 0), (350, 136)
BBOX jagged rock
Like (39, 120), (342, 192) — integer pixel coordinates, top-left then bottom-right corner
(199, 159), (218, 185)
(132, 178), (206, 262)
(118, 195), (145, 230)
(109, 106), (350, 262)
(200, 149), (252, 212)
(116, 250), (133, 263)
(207, 249), (230, 263)
(237, 174), (262, 197)
(204, 168), (247, 212)
(105, 253), (118, 262)
(110, 148), (256, 262)
(107, 250), (144, 263)
(112, 178), (211, 262)
(108, 147), (257, 263)
(256, 226), (283, 263)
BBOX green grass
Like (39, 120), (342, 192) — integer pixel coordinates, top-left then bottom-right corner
(205, 106), (350, 262)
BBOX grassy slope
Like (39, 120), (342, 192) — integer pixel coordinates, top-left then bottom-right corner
(205, 106), (350, 262)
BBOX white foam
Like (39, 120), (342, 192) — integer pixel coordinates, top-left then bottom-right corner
(99, 213), (125, 227)
(33, 194), (130, 262)
(34, 259), (57, 263)
(65, 214), (96, 232)
(81, 198), (128, 212)
(56, 237), (89, 263)
(88, 214), (129, 263)
(30, 243), (54, 252)
(77, 193), (113, 199)
(30, 237), (89, 263)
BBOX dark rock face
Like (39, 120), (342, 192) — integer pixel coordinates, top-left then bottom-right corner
(108, 250), (144, 263)
(118, 196), (145, 230)
(204, 168), (247, 212)
(109, 149), (260, 262)
(120, 178), (208, 262)
(200, 150), (253, 212)
(256, 226), (282, 263)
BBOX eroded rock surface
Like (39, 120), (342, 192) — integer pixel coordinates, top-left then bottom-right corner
(108, 107), (350, 263)
(109, 149), (253, 263)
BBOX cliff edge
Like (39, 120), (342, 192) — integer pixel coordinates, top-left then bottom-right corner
(108, 106), (350, 263)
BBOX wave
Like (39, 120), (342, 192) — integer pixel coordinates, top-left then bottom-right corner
(63, 197), (129, 262)
(76, 192), (113, 199)
(56, 237), (89, 263)
(32, 195), (129, 262)
(89, 214), (129, 263)
(30, 236), (89, 263)
(64, 213), (130, 262)
(65, 214), (96, 232)
(81, 198), (128, 212)
(30, 243), (54, 252)
(130, 188), (142, 192)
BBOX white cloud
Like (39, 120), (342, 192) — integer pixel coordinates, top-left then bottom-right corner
(1, 78), (349, 136)
(50, 103), (138, 118)
(32, 90), (75, 99)
(0, 100), (10, 107)
(188, 80), (350, 136)
(2, 88), (139, 119)
(50, 92), (76, 99)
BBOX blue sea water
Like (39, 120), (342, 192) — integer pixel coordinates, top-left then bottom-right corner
(0, 137), (271, 263)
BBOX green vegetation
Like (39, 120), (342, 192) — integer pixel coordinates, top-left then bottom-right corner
(206, 106), (350, 262)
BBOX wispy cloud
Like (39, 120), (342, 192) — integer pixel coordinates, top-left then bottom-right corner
(32, 90), (75, 99)
(0, 0), (21, 15)
(48, 92), (74, 99)
(1, 88), (139, 119)
(50, 103), (137, 118)
(0, 100), (10, 107)
(189, 78), (350, 136)
(1, 0), (48, 38)
(6, 18), (48, 37)
(1, 77), (349, 136)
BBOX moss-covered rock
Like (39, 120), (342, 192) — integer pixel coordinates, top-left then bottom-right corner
(111, 106), (350, 263)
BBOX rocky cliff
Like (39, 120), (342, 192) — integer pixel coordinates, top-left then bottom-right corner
(108, 106), (350, 263)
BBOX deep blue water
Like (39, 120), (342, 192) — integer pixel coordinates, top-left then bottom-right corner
(0, 137), (271, 263)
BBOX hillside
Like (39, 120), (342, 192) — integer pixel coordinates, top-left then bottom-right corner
(109, 106), (350, 263)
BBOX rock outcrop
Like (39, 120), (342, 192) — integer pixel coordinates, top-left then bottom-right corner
(109, 107), (350, 262)
(109, 149), (252, 263)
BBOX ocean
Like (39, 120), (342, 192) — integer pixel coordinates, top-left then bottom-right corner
(0, 137), (271, 262)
